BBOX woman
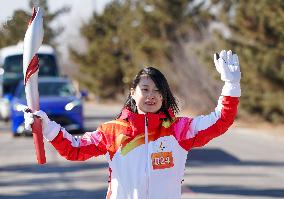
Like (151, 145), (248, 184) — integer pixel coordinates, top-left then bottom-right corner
(24, 50), (241, 199)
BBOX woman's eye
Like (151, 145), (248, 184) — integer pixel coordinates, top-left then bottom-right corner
(142, 88), (148, 91)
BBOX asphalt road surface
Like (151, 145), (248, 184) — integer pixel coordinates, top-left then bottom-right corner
(0, 102), (284, 199)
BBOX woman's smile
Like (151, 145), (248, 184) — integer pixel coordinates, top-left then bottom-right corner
(131, 76), (163, 114)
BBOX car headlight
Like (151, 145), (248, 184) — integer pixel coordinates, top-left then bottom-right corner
(1, 97), (9, 105)
(65, 100), (81, 111)
(13, 103), (28, 112)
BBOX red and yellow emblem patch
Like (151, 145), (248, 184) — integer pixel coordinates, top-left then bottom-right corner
(151, 151), (174, 170)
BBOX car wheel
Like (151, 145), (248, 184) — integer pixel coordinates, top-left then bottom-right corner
(12, 133), (21, 138)
(24, 130), (33, 137)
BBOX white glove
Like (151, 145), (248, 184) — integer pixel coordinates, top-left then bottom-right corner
(24, 110), (61, 141)
(214, 50), (241, 97)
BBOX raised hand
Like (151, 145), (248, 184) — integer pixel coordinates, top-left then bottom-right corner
(214, 50), (241, 97)
(214, 50), (241, 83)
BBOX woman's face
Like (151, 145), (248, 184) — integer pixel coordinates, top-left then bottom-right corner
(131, 76), (163, 114)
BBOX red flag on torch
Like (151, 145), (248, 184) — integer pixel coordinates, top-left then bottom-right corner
(23, 7), (46, 164)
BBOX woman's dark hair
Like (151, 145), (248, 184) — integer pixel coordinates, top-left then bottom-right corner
(118, 67), (179, 120)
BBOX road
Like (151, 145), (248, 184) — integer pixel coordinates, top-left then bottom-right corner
(0, 102), (284, 199)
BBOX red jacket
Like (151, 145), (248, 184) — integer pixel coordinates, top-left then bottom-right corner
(47, 96), (239, 199)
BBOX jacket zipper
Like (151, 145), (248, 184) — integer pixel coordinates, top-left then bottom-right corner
(145, 116), (149, 199)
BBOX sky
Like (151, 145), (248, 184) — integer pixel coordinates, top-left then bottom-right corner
(0, 0), (112, 27)
(0, 0), (112, 68)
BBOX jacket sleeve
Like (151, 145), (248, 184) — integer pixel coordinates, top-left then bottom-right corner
(179, 95), (239, 151)
(49, 127), (108, 161)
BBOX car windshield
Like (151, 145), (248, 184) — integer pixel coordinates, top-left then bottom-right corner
(17, 81), (76, 99)
(3, 54), (58, 76)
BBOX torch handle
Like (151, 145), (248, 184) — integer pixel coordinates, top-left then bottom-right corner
(31, 117), (46, 164)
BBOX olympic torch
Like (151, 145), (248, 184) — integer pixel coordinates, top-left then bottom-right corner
(23, 7), (46, 164)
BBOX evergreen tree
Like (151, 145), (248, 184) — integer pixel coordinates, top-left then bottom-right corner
(0, 0), (69, 48)
(70, 0), (213, 100)
(211, 0), (284, 122)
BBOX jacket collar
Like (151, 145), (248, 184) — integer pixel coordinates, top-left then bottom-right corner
(119, 108), (174, 133)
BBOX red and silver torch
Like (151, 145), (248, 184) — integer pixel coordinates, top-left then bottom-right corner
(23, 7), (46, 164)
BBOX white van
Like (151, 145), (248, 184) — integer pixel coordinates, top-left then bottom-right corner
(0, 42), (59, 121)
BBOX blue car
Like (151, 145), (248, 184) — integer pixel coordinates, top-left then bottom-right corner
(10, 77), (84, 136)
